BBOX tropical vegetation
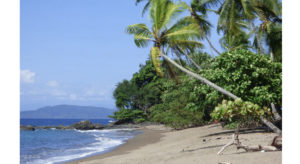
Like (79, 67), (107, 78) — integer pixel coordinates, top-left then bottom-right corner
(111, 0), (282, 133)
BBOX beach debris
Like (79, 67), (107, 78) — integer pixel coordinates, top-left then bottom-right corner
(216, 137), (222, 140)
(217, 134), (280, 155)
(271, 135), (282, 150)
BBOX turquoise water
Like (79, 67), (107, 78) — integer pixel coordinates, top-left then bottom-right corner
(20, 119), (141, 164)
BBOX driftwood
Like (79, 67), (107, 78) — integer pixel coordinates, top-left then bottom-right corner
(217, 134), (280, 155)
(271, 135), (282, 150)
(217, 124), (281, 155)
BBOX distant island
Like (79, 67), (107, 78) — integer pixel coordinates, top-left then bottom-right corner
(20, 105), (115, 119)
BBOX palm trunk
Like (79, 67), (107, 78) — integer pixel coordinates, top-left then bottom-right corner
(160, 52), (281, 134)
(270, 50), (274, 61)
(176, 47), (202, 70)
(161, 52), (238, 99)
(205, 35), (221, 55)
(251, 22), (265, 55)
(190, 10), (221, 56)
(184, 52), (202, 70)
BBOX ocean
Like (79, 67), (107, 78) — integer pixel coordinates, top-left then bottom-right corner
(20, 119), (141, 164)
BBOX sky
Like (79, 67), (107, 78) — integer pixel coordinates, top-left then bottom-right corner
(20, 0), (223, 111)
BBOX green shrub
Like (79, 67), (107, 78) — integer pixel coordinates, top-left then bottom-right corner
(211, 98), (272, 126)
(109, 109), (147, 123)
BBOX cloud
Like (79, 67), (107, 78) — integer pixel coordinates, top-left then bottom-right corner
(46, 81), (59, 87)
(20, 69), (35, 83)
(83, 87), (111, 100)
(49, 89), (67, 96)
(69, 94), (78, 100)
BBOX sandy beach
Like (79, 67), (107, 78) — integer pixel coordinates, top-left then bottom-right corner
(67, 124), (281, 164)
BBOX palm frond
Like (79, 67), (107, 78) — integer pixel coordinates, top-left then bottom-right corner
(166, 23), (200, 39)
(169, 39), (204, 49)
(160, 1), (185, 29)
(126, 23), (154, 48)
(134, 33), (154, 48)
(150, 0), (169, 32)
(126, 23), (153, 35)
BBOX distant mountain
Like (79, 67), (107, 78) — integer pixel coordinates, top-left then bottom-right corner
(20, 105), (116, 119)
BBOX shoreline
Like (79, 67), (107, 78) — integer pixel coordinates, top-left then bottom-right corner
(67, 126), (167, 164)
(66, 124), (281, 164)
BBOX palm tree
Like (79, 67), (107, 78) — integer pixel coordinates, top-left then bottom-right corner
(136, 0), (222, 56)
(127, 0), (239, 100)
(253, 0), (282, 61)
(217, 0), (282, 59)
(217, 0), (257, 52)
(188, 0), (222, 55)
(128, 0), (281, 134)
(219, 29), (252, 51)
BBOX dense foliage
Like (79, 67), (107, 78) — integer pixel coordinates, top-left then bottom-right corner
(112, 50), (282, 129)
(114, 0), (282, 132)
(111, 60), (165, 123)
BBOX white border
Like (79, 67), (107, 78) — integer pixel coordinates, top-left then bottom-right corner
(283, 0), (300, 164)
(0, 0), (20, 163)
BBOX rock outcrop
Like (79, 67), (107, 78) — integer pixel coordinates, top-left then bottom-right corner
(20, 125), (35, 131)
(71, 120), (105, 130)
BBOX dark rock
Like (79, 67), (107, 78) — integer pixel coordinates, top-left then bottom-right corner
(20, 125), (35, 131)
(36, 126), (53, 130)
(93, 123), (105, 130)
(55, 125), (74, 130)
(71, 120), (93, 130)
(71, 120), (105, 130)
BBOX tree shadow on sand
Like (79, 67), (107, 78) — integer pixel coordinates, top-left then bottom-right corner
(201, 127), (270, 138)
(182, 144), (224, 152)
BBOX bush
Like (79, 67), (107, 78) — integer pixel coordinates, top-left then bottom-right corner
(149, 79), (205, 129)
(109, 109), (147, 124)
(211, 98), (272, 127)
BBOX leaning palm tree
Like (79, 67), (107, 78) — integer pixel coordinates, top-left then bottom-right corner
(127, 0), (240, 102)
(127, 0), (281, 134)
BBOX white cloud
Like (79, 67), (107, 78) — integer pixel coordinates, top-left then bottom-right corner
(83, 87), (111, 100)
(69, 94), (78, 100)
(84, 88), (96, 96)
(49, 89), (67, 96)
(46, 80), (59, 87)
(20, 69), (35, 83)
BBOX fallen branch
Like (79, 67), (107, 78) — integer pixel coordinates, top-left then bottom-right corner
(217, 134), (235, 155)
(260, 116), (282, 134)
(217, 131), (280, 155)
(271, 103), (281, 122)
